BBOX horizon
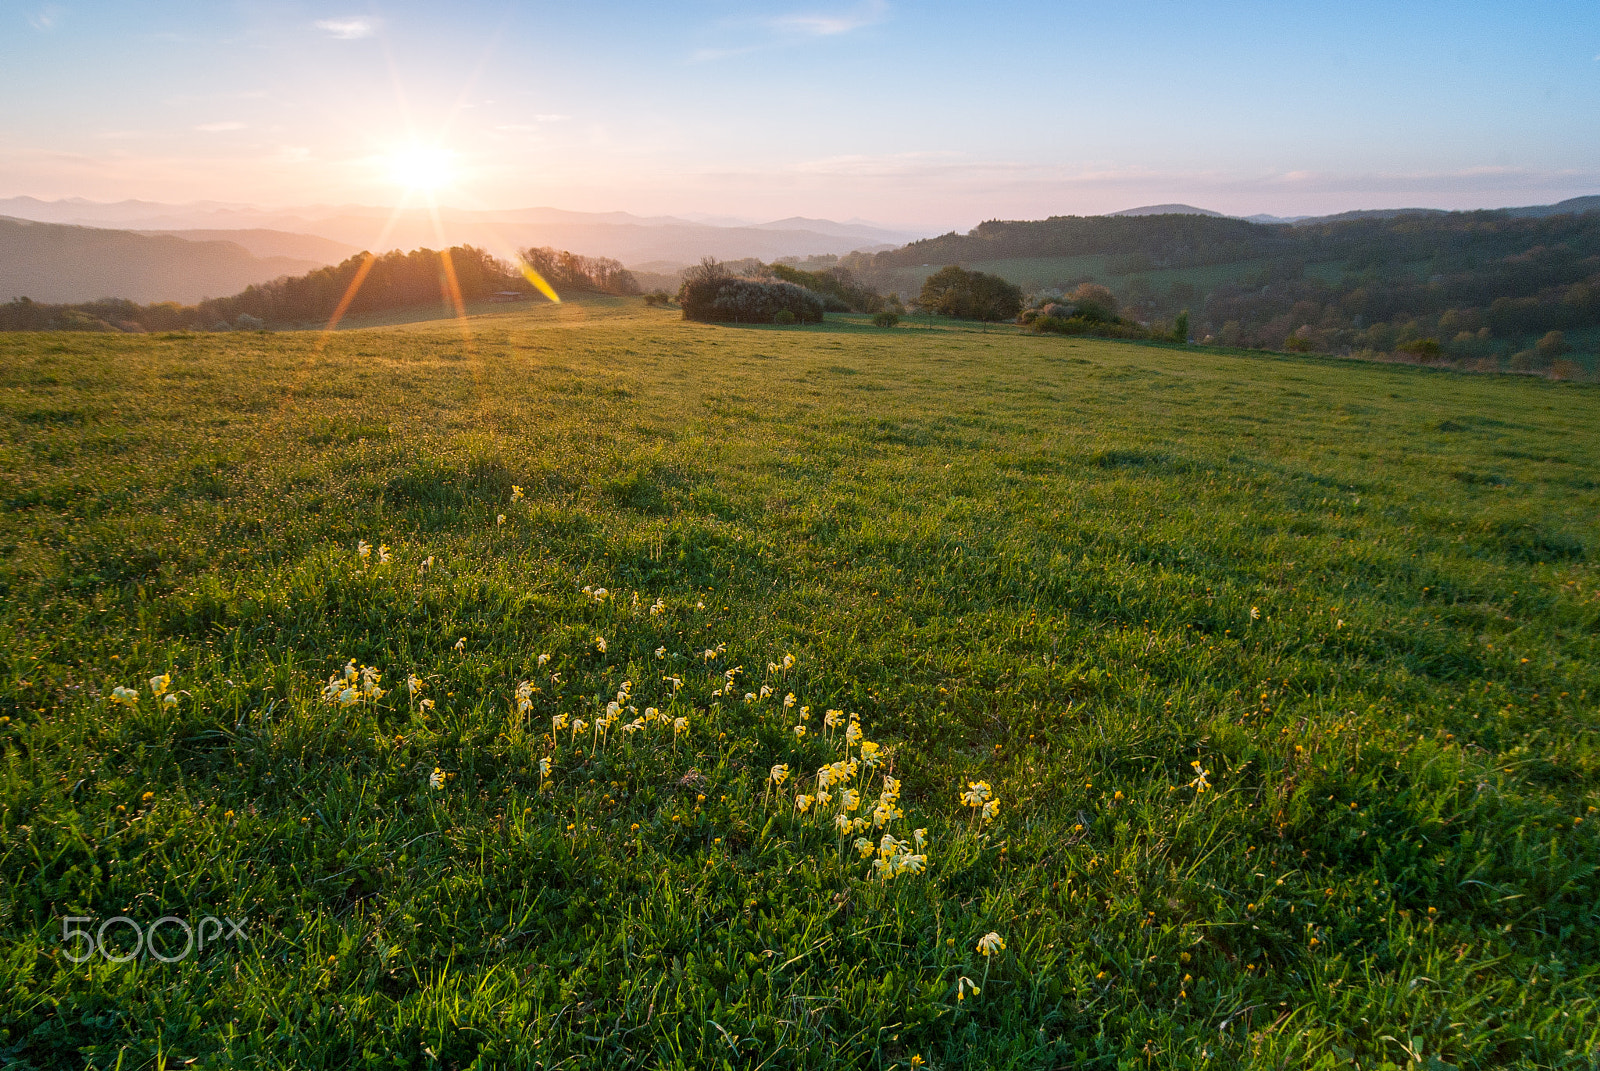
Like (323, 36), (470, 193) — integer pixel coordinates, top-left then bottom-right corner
(3, 1), (1598, 233)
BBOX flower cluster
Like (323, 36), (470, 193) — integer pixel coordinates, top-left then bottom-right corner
(960, 780), (1001, 823)
(321, 660), (386, 707)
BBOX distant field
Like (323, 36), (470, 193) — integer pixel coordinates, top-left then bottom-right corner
(874, 256), (1348, 299)
(2, 298), (1596, 1069)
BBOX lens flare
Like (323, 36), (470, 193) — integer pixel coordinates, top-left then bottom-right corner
(387, 144), (454, 191)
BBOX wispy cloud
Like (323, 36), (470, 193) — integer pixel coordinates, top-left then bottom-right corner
(314, 16), (378, 40)
(770, 0), (888, 37)
(692, 0), (887, 61)
(28, 5), (63, 31)
(196, 121), (246, 133)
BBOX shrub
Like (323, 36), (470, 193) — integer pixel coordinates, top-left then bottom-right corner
(642, 290), (673, 307)
(918, 266), (1023, 322)
(235, 313), (265, 331)
(1031, 316), (1148, 340)
(872, 311), (901, 328)
(1509, 348), (1545, 372)
(679, 261), (824, 324)
(1398, 337), (1442, 359)
(1063, 283), (1118, 323)
(773, 309), (797, 325)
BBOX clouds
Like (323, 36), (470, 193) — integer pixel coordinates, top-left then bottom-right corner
(196, 121), (246, 133)
(692, 0), (888, 61)
(770, 0), (888, 37)
(314, 17), (378, 40)
(28, 5), (63, 31)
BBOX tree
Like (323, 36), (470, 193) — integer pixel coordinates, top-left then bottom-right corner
(1172, 310), (1189, 343)
(917, 266), (1023, 322)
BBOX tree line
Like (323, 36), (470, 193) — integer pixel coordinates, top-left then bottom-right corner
(0, 244), (643, 333)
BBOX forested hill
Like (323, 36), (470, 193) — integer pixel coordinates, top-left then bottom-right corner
(844, 208), (1600, 370)
(859, 209), (1600, 276)
(868, 214), (1284, 271)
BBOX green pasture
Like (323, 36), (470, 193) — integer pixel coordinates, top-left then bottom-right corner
(0, 298), (1596, 1069)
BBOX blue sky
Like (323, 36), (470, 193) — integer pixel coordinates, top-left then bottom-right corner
(2, 0), (1597, 228)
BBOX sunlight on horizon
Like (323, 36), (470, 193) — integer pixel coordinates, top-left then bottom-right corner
(385, 144), (457, 194)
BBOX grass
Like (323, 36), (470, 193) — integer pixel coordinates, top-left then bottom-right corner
(1, 296), (1596, 1070)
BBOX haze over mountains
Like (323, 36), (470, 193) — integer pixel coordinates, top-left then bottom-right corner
(2, 194), (1597, 305)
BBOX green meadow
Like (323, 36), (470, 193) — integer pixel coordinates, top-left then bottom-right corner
(1, 298), (1596, 1070)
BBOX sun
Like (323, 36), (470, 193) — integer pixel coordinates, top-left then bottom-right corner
(386, 144), (455, 192)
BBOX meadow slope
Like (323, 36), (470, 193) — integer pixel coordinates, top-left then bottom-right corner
(0, 299), (1596, 1069)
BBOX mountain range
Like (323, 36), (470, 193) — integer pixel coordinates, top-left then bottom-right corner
(2, 195), (1597, 305)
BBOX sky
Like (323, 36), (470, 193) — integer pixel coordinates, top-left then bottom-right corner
(2, 0), (1598, 230)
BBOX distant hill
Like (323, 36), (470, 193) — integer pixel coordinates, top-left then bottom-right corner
(132, 228), (358, 265)
(1107, 204), (1228, 218)
(0, 198), (928, 270)
(0, 217), (322, 304)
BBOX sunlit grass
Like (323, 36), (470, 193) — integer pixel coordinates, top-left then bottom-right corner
(0, 299), (1596, 1068)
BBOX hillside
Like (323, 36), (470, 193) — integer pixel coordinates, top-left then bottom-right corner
(845, 208), (1600, 369)
(0, 300), (1594, 1067)
(0, 217), (322, 304)
(0, 197), (924, 272)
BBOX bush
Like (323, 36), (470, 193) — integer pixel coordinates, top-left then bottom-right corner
(773, 309), (797, 325)
(1031, 316), (1148, 340)
(872, 311), (901, 328)
(642, 290), (673, 307)
(917, 266), (1023, 322)
(678, 260), (824, 324)
(235, 313), (265, 331)
(1398, 337), (1442, 359)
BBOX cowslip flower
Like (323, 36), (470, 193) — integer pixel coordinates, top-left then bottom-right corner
(792, 724), (806, 738)
(784, 692), (796, 709)
(782, 653), (795, 670)
(148, 674), (171, 698)
(358, 540), (372, 563)
(537, 653), (550, 667)
(1250, 606), (1261, 620)
(673, 716), (688, 735)
(408, 674), (425, 696)
(538, 757), (551, 778)
(961, 781), (993, 808)
(418, 698), (435, 714)
(595, 636), (607, 654)
(418, 555), (434, 574)
(854, 837), (876, 859)
(497, 514), (507, 526)
(110, 686), (140, 708)
(453, 637), (466, 653)
(977, 932), (1005, 956)
(895, 853), (927, 875)
(845, 722), (863, 745)
(858, 740), (882, 765)
(1190, 760), (1211, 793)
(592, 587), (609, 602)
(429, 767), (445, 790)
(623, 718), (644, 734)
(770, 764), (790, 788)
(655, 646), (666, 658)
(840, 788), (861, 812)
(759, 684), (773, 699)
(552, 713), (569, 732)
(795, 794), (814, 813)
(650, 598), (665, 616)
(834, 812), (853, 834)
(982, 799), (1000, 822)
(510, 485), (524, 504)
(824, 709), (843, 729)
(815, 790), (832, 808)
(377, 543), (391, 565)
(913, 827), (927, 849)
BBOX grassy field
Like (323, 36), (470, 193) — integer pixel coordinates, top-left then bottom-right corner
(1, 297), (1596, 1070)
